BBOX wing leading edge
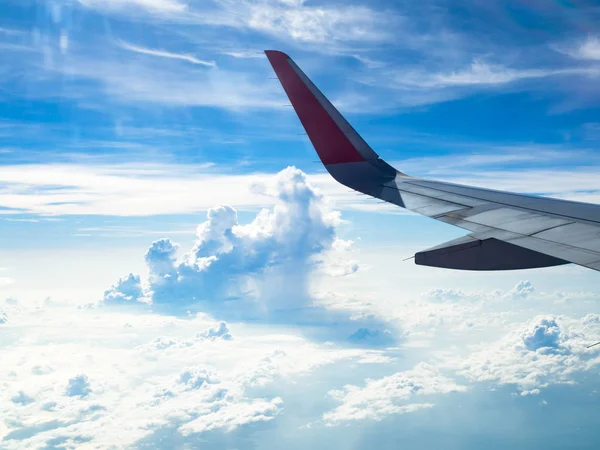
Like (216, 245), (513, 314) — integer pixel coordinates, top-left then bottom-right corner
(265, 50), (600, 272)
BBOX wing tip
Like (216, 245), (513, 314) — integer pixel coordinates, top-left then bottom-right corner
(264, 50), (291, 61)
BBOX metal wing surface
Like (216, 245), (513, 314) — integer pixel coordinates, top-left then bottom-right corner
(265, 50), (600, 272)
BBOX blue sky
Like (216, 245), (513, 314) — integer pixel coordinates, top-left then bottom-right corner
(1, 0), (600, 448)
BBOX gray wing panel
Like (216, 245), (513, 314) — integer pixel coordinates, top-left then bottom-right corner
(409, 178), (600, 225)
(383, 176), (600, 271)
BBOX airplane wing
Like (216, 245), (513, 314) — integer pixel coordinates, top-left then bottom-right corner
(265, 50), (600, 272)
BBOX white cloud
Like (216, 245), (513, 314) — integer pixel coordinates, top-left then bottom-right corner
(454, 315), (600, 393)
(520, 317), (561, 351)
(118, 40), (217, 67)
(428, 168), (600, 199)
(240, 0), (391, 44)
(179, 397), (283, 434)
(0, 163), (349, 216)
(435, 61), (559, 87)
(77, 0), (188, 14)
(106, 167), (351, 317)
(0, 277), (14, 288)
(221, 50), (264, 59)
(395, 145), (587, 175)
(0, 301), (383, 448)
(98, 167), (396, 348)
(506, 280), (534, 300)
(323, 362), (467, 424)
(0, 27), (26, 37)
(391, 60), (597, 89)
(355, 52), (600, 107)
(51, 54), (281, 109)
(65, 375), (92, 397)
(583, 313), (600, 326)
(104, 273), (144, 304)
(178, 366), (217, 389)
(78, 0), (392, 46)
(565, 35), (600, 61)
(10, 391), (34, 405)
(3, 160), (600, 218)
(198, 321), (232, 340)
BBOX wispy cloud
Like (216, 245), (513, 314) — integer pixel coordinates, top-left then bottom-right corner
(77, 0), (187, 14)
(221, 50), (264, 59)
(394, 144), (596, 175)
(42, 52), (281, 109)
(0, 164), (373, 216)
(0, 27), (26, 36)
(78, 0), (394, 47)
(563, 35), (600, 61)
(390, 60), (598, 89)
(118, 40), (217, 67)
(350, 56), (600, 108)
(2, 159), (600, 217)
(238, 0), (392, 44)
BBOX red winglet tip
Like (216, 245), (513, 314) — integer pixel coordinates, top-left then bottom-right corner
(265, 50), (366, 166)
(264, 50), (290, 60)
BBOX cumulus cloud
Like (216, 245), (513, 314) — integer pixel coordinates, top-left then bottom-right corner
(11, 391), (34, 405)
(397, 286), (503, 336)
(348, 328), (395, 347)
(131, 167), (340, 313)
(320, 239), (360, 277)
(178, 366), (217, 390)
(103, 273), (144, 304)
(101, 168), (396, 345)
(0, 301), (386, 448)
(422, 287), (477, 303)
(507, 280), (534, 299)
(323, 363), (467, 424)
(521, 317), (561, 351)
(143, 321), (233, 351)
(199, 321), (232, 340)
(455, 315), (600, 393)
(65, 375), (92, 397)
(103, 168), (386, 334)
(422, 281), (532, 304)
(583, 313), (600, 326)
(179, 397), (283, 435)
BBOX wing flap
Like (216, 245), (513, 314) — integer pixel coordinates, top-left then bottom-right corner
(506, 235), (600, 268)
(415, 236), (568, 271)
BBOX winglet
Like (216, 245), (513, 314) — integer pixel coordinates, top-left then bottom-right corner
(265, 50), (398, 176)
